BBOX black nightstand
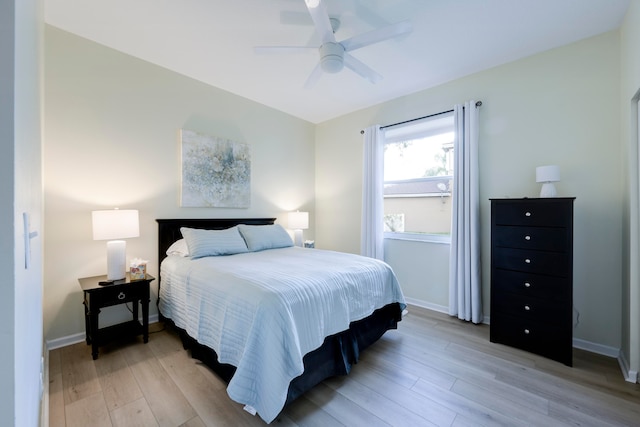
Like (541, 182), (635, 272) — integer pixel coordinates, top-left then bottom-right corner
(78, 273), (154, 360)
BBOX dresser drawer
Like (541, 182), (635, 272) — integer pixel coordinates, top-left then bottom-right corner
(492, 269), (570, 300)
(492, 225), (569, 252)
(490, 313), (572, 364)
(492, 292), (567, 324)
(493, 247), (570, 277)
(492, 200), (573, 227)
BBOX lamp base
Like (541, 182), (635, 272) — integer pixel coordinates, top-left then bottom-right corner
(106, 240), (127, 280)
(539, 182), (557, 198)
(293, 230), (303, 247)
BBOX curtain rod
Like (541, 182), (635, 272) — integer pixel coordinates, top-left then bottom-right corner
(360, 101), (482, 134)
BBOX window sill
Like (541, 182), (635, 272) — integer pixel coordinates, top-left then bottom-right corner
(384, 232), (451, 244)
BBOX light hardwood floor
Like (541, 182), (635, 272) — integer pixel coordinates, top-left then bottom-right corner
(49, 306), (640, 426)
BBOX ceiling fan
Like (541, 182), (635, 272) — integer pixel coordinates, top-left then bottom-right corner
(254, 0), (412, 88)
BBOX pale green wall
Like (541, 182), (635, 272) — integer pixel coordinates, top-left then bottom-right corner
(316, 31), (622, 348)
(43, 26), (316, 342)
(621, 0), (640, 379)
(43, 19), (635, 359)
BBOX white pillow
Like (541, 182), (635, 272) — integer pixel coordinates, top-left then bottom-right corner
(180, 226), (249, 259)
(166, 238), (189, 257)
(237, 224), (293, 252)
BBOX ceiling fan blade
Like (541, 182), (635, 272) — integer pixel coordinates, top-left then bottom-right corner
(254, 46), (317, 54)
(341, 20), (412, 52)
(305, 0), (336, 44)
(303, 63), (324, 89)
(343, 53), (383, 84)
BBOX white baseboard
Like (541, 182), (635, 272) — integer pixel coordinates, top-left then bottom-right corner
(45, 314), (160, 350)
(403, 297), (491, 325)
(46, 332), (85, 351)
(572, 337), (619, 358)
(403, 297), (448, 315)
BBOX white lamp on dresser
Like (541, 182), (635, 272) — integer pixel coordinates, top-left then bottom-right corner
(536, 165), (560, 197)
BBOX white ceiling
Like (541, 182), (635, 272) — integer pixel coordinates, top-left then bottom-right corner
(44, 0), (629, 124)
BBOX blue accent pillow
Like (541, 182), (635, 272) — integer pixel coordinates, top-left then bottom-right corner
(237, 224), (293, 252)
(180, 226), (249, 259)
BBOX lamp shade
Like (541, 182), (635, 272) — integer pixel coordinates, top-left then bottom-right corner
(288, 211), (309, 230)
(92, 209), (140, 240)
(536, 165), (560, 183)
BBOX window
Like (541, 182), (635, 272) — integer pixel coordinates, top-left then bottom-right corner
(383, 112), (455, 242)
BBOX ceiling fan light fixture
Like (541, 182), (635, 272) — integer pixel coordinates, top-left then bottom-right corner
(319, 42), (344, 73)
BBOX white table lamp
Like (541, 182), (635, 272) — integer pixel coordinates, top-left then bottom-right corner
(288, 211), (309, 247)
(536, 165), (560, 197)
(92, 209), (140, 280)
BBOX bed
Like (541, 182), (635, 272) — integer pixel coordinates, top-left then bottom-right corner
(156, 218), (405, 424)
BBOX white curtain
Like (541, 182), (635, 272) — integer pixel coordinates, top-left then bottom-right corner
(361, 125), (384, 260)
(449, 101), (482, 323)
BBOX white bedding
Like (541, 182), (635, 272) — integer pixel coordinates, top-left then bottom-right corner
(159, 246), (405, 423)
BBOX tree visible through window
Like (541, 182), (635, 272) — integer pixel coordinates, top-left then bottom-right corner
(383, 112), (455, 240)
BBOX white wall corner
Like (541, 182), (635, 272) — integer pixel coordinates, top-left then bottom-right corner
(618, 350), (639, 383)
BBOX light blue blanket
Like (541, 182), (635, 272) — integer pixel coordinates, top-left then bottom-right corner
(160, 246), (405, 423)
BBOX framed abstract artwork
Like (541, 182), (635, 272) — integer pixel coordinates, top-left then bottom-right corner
(180, 129), (251, 208)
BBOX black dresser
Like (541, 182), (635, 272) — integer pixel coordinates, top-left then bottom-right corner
(490, 197), (575, 366)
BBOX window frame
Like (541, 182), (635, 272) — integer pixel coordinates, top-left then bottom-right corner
(382, 112), (455, 244)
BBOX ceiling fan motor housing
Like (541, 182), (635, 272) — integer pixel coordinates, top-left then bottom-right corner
(320, 42), (345, 73)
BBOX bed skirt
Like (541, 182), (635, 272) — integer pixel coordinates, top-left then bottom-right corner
(163, 302), (403, 409)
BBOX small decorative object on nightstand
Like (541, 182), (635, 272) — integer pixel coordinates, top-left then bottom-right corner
(78, 273), (154, 360)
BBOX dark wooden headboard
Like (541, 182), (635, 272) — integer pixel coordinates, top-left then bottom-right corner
(156, 217), (277, 266)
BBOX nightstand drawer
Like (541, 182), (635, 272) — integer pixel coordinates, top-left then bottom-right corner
(492, 292), (567, 323)
(493, 200), (572, 227)
(492, 269), (570, 300)
(492, 225), (569, 252)
(94, 284), (148, 308)
(493, 247), (570, 277)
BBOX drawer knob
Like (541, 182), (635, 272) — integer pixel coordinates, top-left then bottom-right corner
(524, 282), (531, 288)
(525, 235), (531, 241)
(524, 305), (531, 311)
(525, 259), (531, 264)
(525, 212), (532, 217)
(524, 329), (530, 335)
(118, 292), (126, 300)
